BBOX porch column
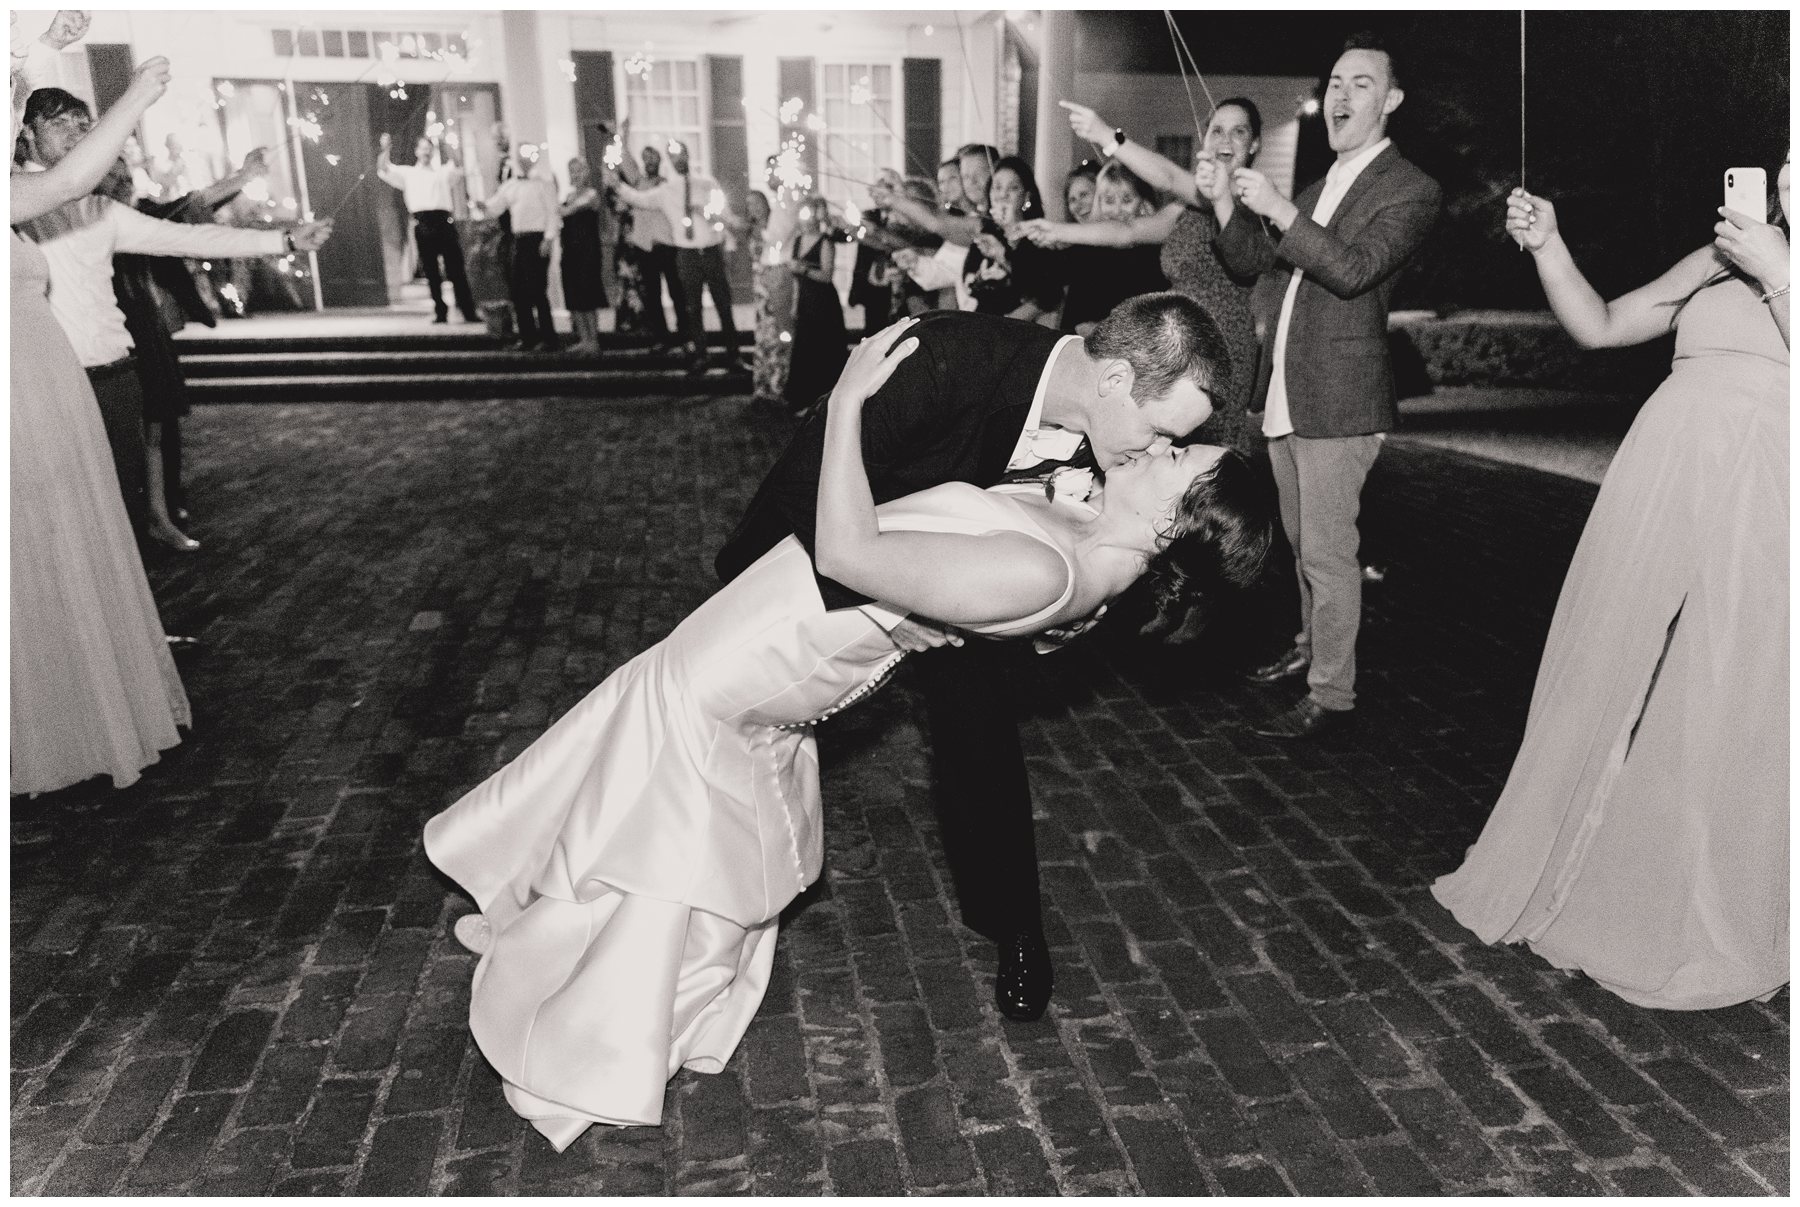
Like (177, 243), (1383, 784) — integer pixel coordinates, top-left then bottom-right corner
(1032, 8), (1078, 189)
(500, 9), (547, 145)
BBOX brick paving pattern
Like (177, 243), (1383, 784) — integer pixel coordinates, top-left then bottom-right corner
(11, 394), (1788, 1195)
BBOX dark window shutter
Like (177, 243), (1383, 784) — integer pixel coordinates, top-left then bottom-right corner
(570, 50), (616, 168)
(84, 43), (135, 118)
(707, 55), (751, 295)
(902, 58), (942, 182)
(777, 56), (817, 179)
(570, 51), (618, 301)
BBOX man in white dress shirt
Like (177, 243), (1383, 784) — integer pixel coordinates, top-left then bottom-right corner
(478, 145), (562, 351)
(16, 86), (334, 539)
(610, 140), (740, 373)
(377, 132), (479, 324)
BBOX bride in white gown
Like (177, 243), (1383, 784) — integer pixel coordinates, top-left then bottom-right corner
(424, 319), (1274, 1148)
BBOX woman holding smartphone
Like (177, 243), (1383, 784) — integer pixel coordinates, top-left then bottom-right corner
(1433, 159), (1789, 1010)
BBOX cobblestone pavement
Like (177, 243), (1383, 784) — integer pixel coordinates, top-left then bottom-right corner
(12, 395), (1788, 1196)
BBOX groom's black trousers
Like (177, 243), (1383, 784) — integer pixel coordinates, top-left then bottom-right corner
(910, 637), (1043, 944)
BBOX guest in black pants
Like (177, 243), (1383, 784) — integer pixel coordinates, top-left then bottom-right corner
(480, 147), (561, 351)
(377, 134), (479, 323)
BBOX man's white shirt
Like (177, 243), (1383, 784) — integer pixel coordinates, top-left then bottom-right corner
(376, 158), (462, 214)
(16, 191), (285, 367)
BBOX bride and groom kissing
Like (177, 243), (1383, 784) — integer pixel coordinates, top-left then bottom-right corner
(423, 293), (1275, 1147)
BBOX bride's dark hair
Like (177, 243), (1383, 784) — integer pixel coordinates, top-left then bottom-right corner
(1139, 449), (1276, 640)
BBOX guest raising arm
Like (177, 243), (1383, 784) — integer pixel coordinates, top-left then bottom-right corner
(13, 56), (168, 223)
(1506, 183), (1789, 350)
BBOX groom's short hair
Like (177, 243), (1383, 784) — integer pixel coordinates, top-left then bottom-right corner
(1087, 292), (1231, 402)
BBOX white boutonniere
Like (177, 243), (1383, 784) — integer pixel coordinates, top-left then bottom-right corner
(1045, 466), (1097, 505)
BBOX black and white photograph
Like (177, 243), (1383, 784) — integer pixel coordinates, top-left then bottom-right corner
(9, 3), (1789, 1195)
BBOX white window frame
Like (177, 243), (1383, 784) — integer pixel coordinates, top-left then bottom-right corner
(621, 54), (707, 175)
(817, 60), (901, 217)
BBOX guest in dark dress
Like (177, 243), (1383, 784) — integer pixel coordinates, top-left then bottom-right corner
(848, 172), (900, 333)
(963, 157), (1062, 326)
(560, 157), (607, 356)
(1058, 161), (1169, 336)
(781, 195), (848, 415)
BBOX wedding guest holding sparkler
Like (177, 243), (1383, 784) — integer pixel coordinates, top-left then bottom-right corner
(962, 156), (1063, 326)
(886, 176), (946, 317)
(610, 139), (741, 374)
(559, 156), (607, 357)
(477, 143), (561, 352)
(111, 143), (274, 545)
(1433, 160), (1789, 1010)
(1023, 97), (1268, 453)
(1062, 158), (1101, 224)
(782, 194), (849, 415)
(936, 157), (968, 215)
(849, 169), (903, 332)
(16, 86), (333, 542)
(11, 51), (191, 795)
(744, 186), (795, 410)
(376, 131), (479, 324)
(1052, 161), (1170, 337)
(614, 132), (685, 350)
(879, 145), (1001, 312)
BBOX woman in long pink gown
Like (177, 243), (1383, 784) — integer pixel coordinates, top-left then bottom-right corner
(1433, 167), (1790, 1010)
(10, 48), (188, 795)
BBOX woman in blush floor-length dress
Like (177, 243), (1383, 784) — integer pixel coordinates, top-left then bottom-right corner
(425, 320), (1275, 1147)
(11, 233), (190, 795)
(1432, 178), (1790, 1010)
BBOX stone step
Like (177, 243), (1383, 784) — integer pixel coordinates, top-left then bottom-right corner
(174, 329), (757, 357)
(181, 348), (723, 378)
(187, 364), (750, 403)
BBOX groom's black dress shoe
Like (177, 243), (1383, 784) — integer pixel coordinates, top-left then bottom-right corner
(995, 931), (1053, 1021)
(1246, 647), (1310, 684)
(1251, 697), (1350, 740)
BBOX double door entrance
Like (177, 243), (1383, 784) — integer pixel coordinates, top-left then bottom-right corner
(214, 78), (503, 308)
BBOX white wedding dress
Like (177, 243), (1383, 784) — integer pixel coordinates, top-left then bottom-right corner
(424, 483), (1085, 1148)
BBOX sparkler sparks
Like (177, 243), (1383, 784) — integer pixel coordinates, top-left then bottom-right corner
(779, 96), (804, 124)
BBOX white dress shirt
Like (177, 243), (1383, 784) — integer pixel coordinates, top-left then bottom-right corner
(903, 241), (976, 311)
(484, 171), (559, 235)
(614, 171), (728, 250)
(377, 158), (462, 214)
(1263, 136), (1391, 439)
(16, 192), (285, 367)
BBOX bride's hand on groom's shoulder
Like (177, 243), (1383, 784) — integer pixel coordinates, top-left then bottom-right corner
(831, 317), (921, 408)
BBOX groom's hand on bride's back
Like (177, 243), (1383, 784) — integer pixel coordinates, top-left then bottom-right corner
(1033, 605), (1107, 654)
(889, 617), (965, 652)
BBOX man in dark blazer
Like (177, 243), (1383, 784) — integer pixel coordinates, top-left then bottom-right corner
(1212, 31), (1441, 739)
(717, 295), (1228, 1019)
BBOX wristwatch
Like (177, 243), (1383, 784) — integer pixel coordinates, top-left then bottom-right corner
(1103, 128), (1126, 158)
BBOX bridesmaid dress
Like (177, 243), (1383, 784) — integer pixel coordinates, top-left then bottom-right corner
(11, 232), (190, 795)
(1433, 277), (1788, 1010)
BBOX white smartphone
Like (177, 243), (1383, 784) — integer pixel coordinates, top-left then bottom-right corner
(1724, 167), (1767, 219)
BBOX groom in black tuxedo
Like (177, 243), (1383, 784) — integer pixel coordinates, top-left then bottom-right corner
(717, 293), (1229, 1020)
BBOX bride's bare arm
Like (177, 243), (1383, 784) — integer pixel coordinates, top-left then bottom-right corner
(814, 320), (1070, 627)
